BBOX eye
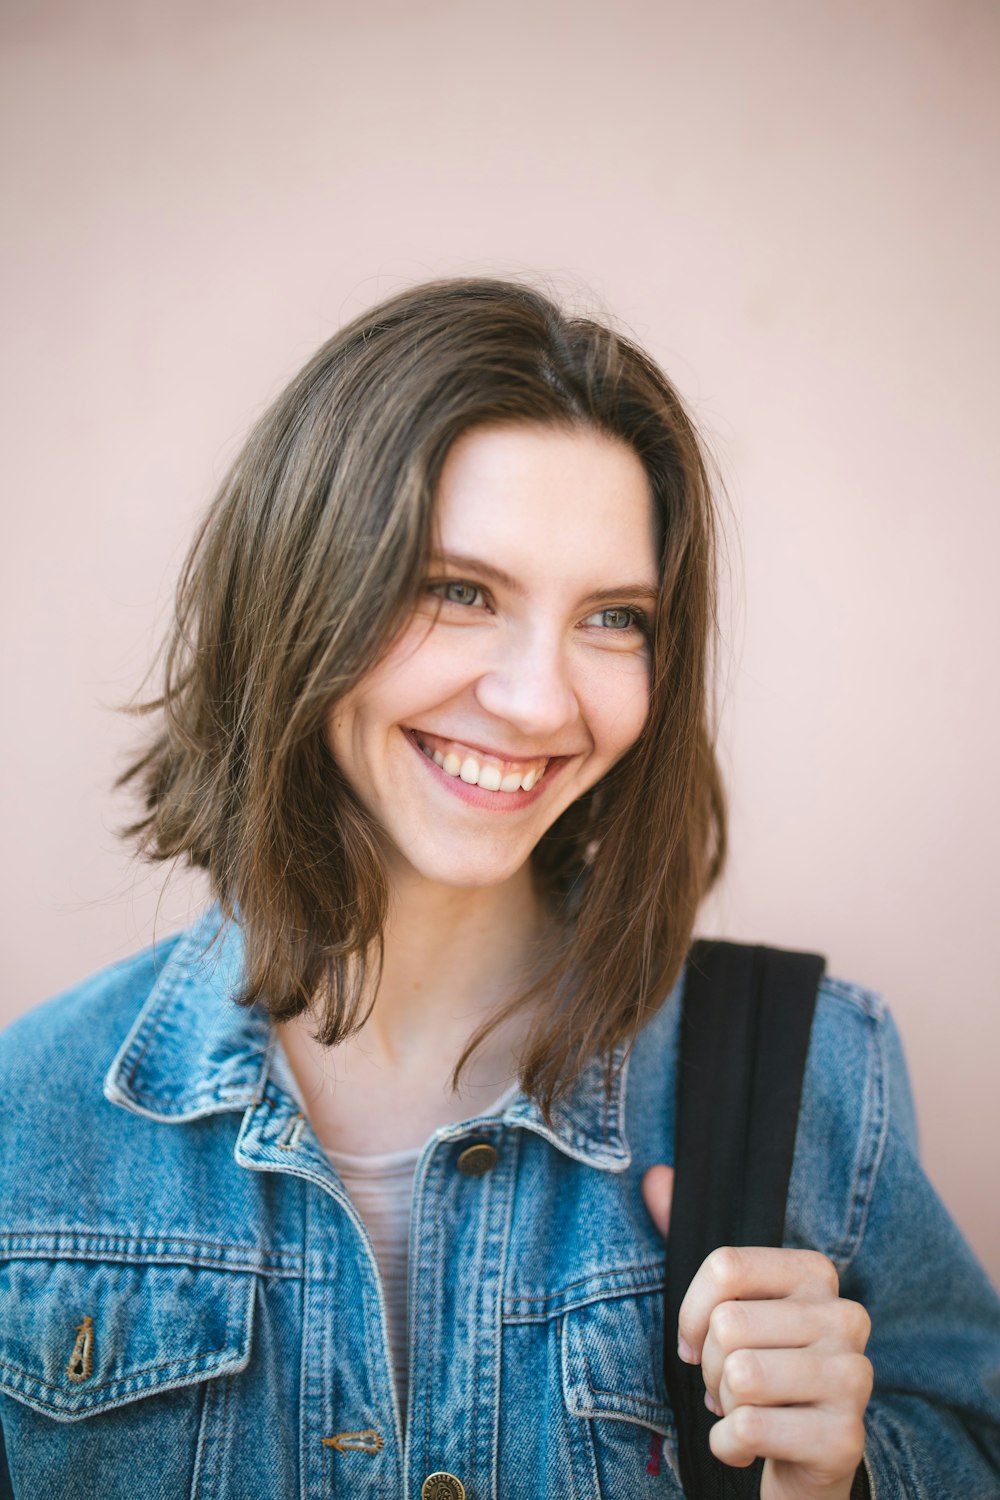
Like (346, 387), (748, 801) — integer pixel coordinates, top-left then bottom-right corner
(583, 606), (648, 633)
(427, 580), (488, 609)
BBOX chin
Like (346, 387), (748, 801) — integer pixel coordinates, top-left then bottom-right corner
(392, 841), (536, 892)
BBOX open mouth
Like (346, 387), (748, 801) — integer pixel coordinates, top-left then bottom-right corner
(406, 729), (551, 793)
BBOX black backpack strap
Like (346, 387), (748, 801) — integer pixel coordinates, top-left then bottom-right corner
(663, 940), (825, 1498)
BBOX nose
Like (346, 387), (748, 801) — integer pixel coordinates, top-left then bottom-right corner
(472, 625), (580, 741)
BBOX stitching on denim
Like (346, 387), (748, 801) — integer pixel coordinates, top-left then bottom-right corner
(532, 1119), (627, 1160)
(113, 924), (268, 1107)
(502, 1275), (667, 1326)
(578, 1342), (668, 1417)
(1, 1340), (238, 1400)
(0, 1350), (238, 1413)
(211, 1365), (233, 1493)
(119, 1083), (257, 1111)
(195, 1269), (242, 1497)
(504, 1261), (664, 1309)
(422, 1147), (441, 1483)
(322, 1429), (384, 1453)
(820, 976), (885, 1021)
(469, 1153), (488, 1486)
(335, 1181), (392, 1463)
(191, 1369), (216, 1500)
(0, 1232), (302, 1274)
(508, 1261), (662, 1301)
(2, 1251), (299, 1279)
(278, 1114), (305, 1150)
(116, 958), (195, 1086)
(558, 1314), (600, 1499)
(837, 1007), (890, 1273)
(300, 1181), (315, 1500)
(248, 1030), (272, 1109)
(0, 1230), (295, 1254)
(562, 1310), (673, 1442)
(487, 1127), (521, 1498)
(65, 1314), (94, 1382)
(408, 1139), (445, 1479)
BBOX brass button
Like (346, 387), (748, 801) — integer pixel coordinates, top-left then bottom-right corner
(421, 1474), (466, 1500)
(456, 1142), (498, 1176)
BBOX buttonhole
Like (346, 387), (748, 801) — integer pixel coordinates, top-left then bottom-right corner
(66, 1314), (94, 1383)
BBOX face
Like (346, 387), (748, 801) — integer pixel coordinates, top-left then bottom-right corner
(326, 423), (659, 892)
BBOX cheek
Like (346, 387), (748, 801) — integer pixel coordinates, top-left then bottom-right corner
(323, 644), (426, 754)
(355, 621), (468, 721)
(587, 660), (652, 758)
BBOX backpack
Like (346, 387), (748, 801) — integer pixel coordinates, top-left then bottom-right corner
(663, 940), (870, 1499)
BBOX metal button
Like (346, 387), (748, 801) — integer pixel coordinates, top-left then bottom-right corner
(456, 1142), (498, 1176)
(421, 1474), (466, 1500)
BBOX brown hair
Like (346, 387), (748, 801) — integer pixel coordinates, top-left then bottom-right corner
(121, 277), (726, 1112)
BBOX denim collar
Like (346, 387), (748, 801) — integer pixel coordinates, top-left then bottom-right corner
(104, 908), (632, 1172)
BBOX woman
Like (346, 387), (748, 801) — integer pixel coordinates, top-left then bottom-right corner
(1, 278), (998, 1499)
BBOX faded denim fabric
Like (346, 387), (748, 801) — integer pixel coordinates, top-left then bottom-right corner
(1, 909), (999, 1499)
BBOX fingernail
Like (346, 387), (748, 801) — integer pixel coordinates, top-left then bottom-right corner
(704, 1390), (722, 1417)
(677, 1336), (696, 1364)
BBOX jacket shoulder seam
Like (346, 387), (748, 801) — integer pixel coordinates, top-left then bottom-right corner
(804, 977), (892, 1273)
(817, 974), (886, 1024)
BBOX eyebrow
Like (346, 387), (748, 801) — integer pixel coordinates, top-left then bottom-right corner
(427, 552), (660, 609)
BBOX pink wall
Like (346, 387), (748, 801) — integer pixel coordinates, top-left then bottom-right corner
(2, 1), (998, 1280)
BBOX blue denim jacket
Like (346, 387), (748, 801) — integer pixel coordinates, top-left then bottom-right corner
(2, 909), (999, 1499)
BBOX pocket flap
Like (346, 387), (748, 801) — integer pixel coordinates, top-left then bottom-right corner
(0, 1257), (255, 1421)
(561, 1289), (674, 1437)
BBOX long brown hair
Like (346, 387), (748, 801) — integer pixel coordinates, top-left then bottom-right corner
(121, 277), (726, 1113)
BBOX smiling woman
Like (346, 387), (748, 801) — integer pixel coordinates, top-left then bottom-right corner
(1, 279), (999, 1500)
(111, 281), (727, 1114)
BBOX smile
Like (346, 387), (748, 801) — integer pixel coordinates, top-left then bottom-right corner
(406, 730), (551, 793)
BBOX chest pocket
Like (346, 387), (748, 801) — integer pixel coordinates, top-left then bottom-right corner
(0, 1254), (255, 1421)
(561, 1285), (682, 1497)
(0, 1253), (255, 1499)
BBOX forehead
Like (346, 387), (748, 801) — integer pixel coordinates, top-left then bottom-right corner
(434, 424), (658, 585)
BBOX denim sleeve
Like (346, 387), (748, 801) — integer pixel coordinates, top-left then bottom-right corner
(838, 1004), (1000, 1499)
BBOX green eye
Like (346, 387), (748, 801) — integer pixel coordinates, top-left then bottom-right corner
(429, 580), (485, 607)
(585, 606), (644, 631)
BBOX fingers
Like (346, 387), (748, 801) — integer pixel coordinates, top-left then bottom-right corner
(709, 1398), (869, 1475)
(640, 1163), (674, 1240)
(674, 1247), (872, 1490)
(715, 1347), (874, 1416)
(700, 1296), (872, 1399)
(678, 1246), (841, 1362)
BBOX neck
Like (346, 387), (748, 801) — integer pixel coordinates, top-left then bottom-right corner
(281, 861), (553, 1088)
(364, 861), (548, 1066)
(277, 863), (553, 1146)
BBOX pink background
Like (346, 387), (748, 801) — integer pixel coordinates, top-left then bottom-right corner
(2, 1), (998, 1280)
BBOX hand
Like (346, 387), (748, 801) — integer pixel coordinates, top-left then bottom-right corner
(642, 1165), (873, 1500)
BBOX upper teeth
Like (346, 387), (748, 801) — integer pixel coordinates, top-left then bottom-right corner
(415, 736), (548, 792)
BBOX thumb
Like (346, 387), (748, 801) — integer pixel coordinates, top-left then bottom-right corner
(641, 1163), (675, 1240)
